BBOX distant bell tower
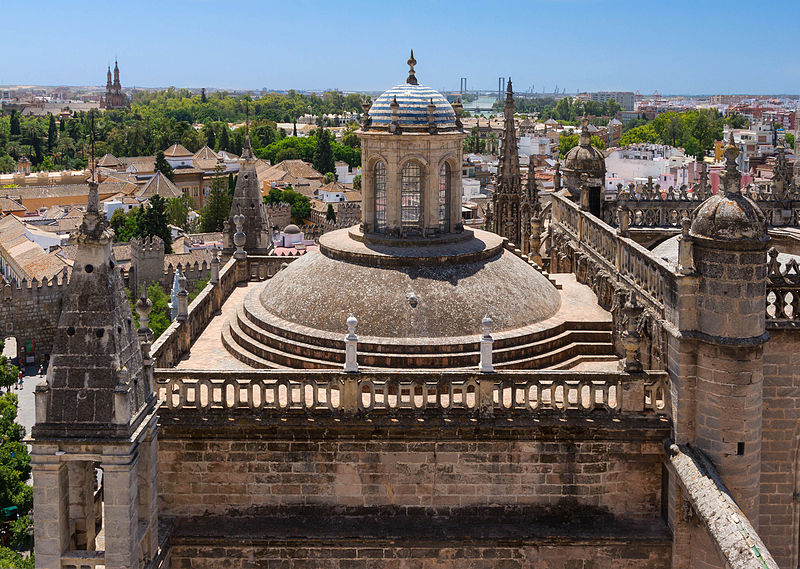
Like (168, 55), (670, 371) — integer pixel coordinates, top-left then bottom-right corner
(104, 60), (129, 110)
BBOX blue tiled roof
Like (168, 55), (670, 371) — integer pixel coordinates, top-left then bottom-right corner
(369, 83), (456, 129)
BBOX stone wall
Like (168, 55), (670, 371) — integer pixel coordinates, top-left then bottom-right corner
(0, 274), (68, 361)
(158, 417), (670, 568)
(266, 202), (291, 230)
(760, 328), (800, 568)
(158, 422), (666, 519)
(168, 541), (672, 569)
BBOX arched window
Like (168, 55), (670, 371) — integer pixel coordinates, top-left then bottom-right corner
(438, 162), (451, 233)
(374, 161), (386, 233)
(401, 161), (423, 233)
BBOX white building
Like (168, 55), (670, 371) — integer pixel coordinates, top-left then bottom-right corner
(605, 144), (697, 192)
(462, 178), (482, 199)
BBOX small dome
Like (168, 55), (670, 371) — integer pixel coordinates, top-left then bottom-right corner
(368, 83), (457, 130)
(690, 134), (767, 242)
(563, 118), (605, 177)
(284, 224), (301, 235)
(366, 51), (457, 131)
(690, 193), (767, 241)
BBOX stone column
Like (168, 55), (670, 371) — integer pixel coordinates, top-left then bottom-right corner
(32, 453), (69, 569)
(136, 423), (159, 564)
(424, 148), (439, 235)
(387, 144), (402, 234)
(101, 454), (139, 569)
(362, 150), (374, 231)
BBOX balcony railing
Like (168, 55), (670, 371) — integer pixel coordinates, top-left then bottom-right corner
(154, 369), (670, 418)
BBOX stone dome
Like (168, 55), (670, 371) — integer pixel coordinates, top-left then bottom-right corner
(368, 83), (457, 131)
(690, 193), (767, 242)
(255, 228), (560, 339)
(690, 134), (767, 242)
(563, 120), (606, 178)
(284, 224), (301, 235)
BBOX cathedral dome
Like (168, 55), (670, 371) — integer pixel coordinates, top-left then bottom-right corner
(366, 51), (457, 132)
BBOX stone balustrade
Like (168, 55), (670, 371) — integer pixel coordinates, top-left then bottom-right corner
(154, 368), (669, 417)
(766, 247), (800, 325)
(151, 254), (298, 367)
(551, 192), (675, 314)
(603, 178), (800, 229)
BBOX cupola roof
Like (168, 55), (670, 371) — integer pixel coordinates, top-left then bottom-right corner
(366, 51), (458, 132)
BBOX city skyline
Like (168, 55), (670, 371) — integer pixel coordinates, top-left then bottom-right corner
(4, 0), (800, 95)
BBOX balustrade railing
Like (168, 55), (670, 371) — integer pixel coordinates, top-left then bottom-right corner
(151, 254), (299, 367)
(154, 369), (669, 418)
(552, 193), (674, 312)
(602, 178), (800, 229)
(767, 247), (800, 324)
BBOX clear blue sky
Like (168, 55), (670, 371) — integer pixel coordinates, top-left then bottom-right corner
(4, 0), (799, 94)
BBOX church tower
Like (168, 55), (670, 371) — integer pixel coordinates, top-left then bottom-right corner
(104, 60), (129, 110)
(492, 79), (531, 254)
(222, 129), (273, 255)
(29, 177), (159, 568)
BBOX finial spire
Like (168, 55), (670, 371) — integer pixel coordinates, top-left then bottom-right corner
(241, 101), (254, 161)
(722, 132), (741, 197)
(579, 114), (591, 148)
(406, 49), (418, 85)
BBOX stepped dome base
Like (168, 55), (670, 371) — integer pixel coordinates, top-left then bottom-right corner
(222, 227), (614, 369)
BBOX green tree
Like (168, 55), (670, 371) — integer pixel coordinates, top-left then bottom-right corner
(265, 187), (310, 223)
(110, 208), (140, 242)
(725, 113), (748, 129)
(352, 174), (361, 191)
(619, 124), (659, 146)
(200, 88), (207, 103)
(203, 124), (216, 150)
(313, 127), (335, 177)
(0, 355), (19, 391)
(9, 112), (20, 137)
(786, 133), (795, 149)
(132, 283), (171, 339)
(326, 203), (336, 223)
(0, 393), (32, 516)
(218, 124), (230, 152)
(200, 166), (232, 232)
(154, 150), (174, 182)
(323, 172), (335, 184)
(340, 124), (360, 148)
(0, 546), (34, 569)
(138, 195), (173, 253)
(166, 194), (195, 229)
(47, 114), (57, 151)
(558, 133), (605, 158)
